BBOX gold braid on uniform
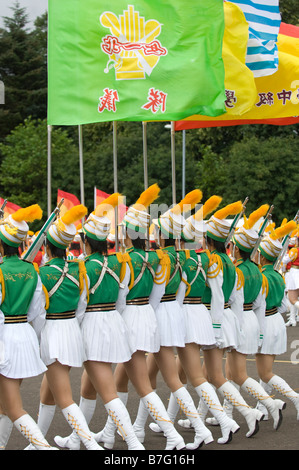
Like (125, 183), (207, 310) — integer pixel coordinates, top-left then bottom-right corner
(235, 267), (245, 291)
(0, 267), (5, 302)
(118, 252), (135, 290)
(207, 253), (223, 279)
(78, 260), (89, 304)
(154, 250), (170, 285)
(261, 273), (269, 297)
(33, 262), (49, 309)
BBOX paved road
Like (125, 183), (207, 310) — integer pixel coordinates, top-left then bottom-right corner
(5, 312), (299, 453)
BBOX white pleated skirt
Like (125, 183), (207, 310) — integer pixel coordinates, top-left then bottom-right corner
(154, 300), (186, 348)
(0, 323), (47, 379)
(205, 308), (241, 351)
(81, 310), (134, 363)
(121, 304), (160, 353)
(236, 310), (260, 355)
(286, 268), (299, 291)
(40, 317), (85, 367)
(259, 312), (287, 355)
(182, 303), (216, 347)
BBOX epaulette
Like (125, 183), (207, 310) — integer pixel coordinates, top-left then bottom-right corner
(261, 273), (269, 297)
(207, 253), (222, 278)
(78, 260), (89, 303)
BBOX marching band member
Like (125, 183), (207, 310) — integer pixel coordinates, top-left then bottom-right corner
(225, 205), (287, 430)
(95, 185), (187, 451)
(0, 205), (56, 450)
(35, 204), (106, 450)
(199, 201), (264, 438)
(55, 193), (143, 450)
(254, 220), (299, 421)
(145, 191), (240, 447)
(284, 231), (299, 327)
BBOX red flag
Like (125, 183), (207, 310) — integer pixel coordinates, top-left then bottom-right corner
(0, 198), (21, 218)
(57, 189), (82, 226)
(94, 188), (127, 229)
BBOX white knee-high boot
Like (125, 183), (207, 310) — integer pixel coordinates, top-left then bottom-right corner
(149, 386), (184, 434)
(173, 387), (213, 449)
(285, 303), (297, 327)
(267, 375), (299, 419)
(25, 403), (57, 450)
(195, 382), (240, 444)
(141, 392), (185, 450)
(14, 414), (57, 450)
(218, 381), (264, 438)
(105, 398), (144, 450)
(57, 403), (103, 450)
(54, 397), (96, 450)
(93, 391), (128, 449)
(241, 377), (286, 430)
(0, 414), (13, 450)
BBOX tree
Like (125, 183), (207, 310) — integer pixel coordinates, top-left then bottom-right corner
(195, 134), (299, 223)
(0, 2), (47, 142)
(0, 118), (80, 228)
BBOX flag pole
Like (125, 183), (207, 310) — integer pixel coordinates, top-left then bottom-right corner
(142, 122), (149, 249)
(78, 125), (85, 207)
(47, 125), (52, 218)
(113, 121), (119, 252)
(182, 129), (186, 199)
(171, 121), (176, 206)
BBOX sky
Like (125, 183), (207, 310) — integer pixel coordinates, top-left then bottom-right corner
(0, 0), (48, 29)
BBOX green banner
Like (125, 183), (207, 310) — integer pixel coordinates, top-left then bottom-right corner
(48, 0), (226, 125)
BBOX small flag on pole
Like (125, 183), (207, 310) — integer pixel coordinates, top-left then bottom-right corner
(57, 189), (82, 227)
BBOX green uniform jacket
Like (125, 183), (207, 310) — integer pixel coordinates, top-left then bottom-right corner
(182, 249), (209, 299)
(85, 252), (122, 306)
(0, 255), (38, 321)
(262, 264), (285, 310)
(163, 246), (186, 296)
(236, 258), (263, 304)
(126, 247), (161, 301)
(202, 250), (236, 305)
(39, 258), (81, 315)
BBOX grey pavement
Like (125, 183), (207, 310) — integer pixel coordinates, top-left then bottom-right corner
(5, 311), (299, 452)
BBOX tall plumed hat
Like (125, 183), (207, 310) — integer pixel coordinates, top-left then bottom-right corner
(232, 204), (269, 252)
(259, 219), (297, 261)
(0, 204), (43, 247)
(182, 195), (222, 242)
(206, 200), (243, 242)
(158, 189), (203, 239)
(47, 204), (87, 249)
(122, 184), (160, 233)
(84, 193), (120, 241)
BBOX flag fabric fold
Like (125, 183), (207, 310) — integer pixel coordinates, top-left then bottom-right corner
(229, 0), (281, 77)
(175, 22), (299, 130)
(48, 0), (226, 125)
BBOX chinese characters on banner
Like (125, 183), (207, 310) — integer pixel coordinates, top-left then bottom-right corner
(48, 0), (226, 125)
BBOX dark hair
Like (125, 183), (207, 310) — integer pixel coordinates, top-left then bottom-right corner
(46, 239), (67, 259)
(164, 238), (176, 247)
(1, 240), (19, 257)
(85, 235), (108, 255)
(127, 228), (146, 251)
(206, 236), (226, 254)
(238, 247), (251, 261)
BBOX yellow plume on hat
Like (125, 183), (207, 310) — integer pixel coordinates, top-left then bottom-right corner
(214, 200), (243, 220)
(12, 204), (43, 223)
(243, 204), (269, 230)
(61, 204), (87, 226)
(171, 189), (203, 215)
(133, 184), (160, 211)
(270, 220), (297, 240)
(95, 193), (121, 217)
(194, 195), (222, 221)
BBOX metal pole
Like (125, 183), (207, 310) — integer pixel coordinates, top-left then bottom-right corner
(142, 121), (148, 190)
(113, 121), (119, 252)
(182, 129), (186, 199)
(142, 122), (149, 249)
(78, 125), (85, 206)
(47, 125), (52, 218)
(171, 121), (176, 206)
